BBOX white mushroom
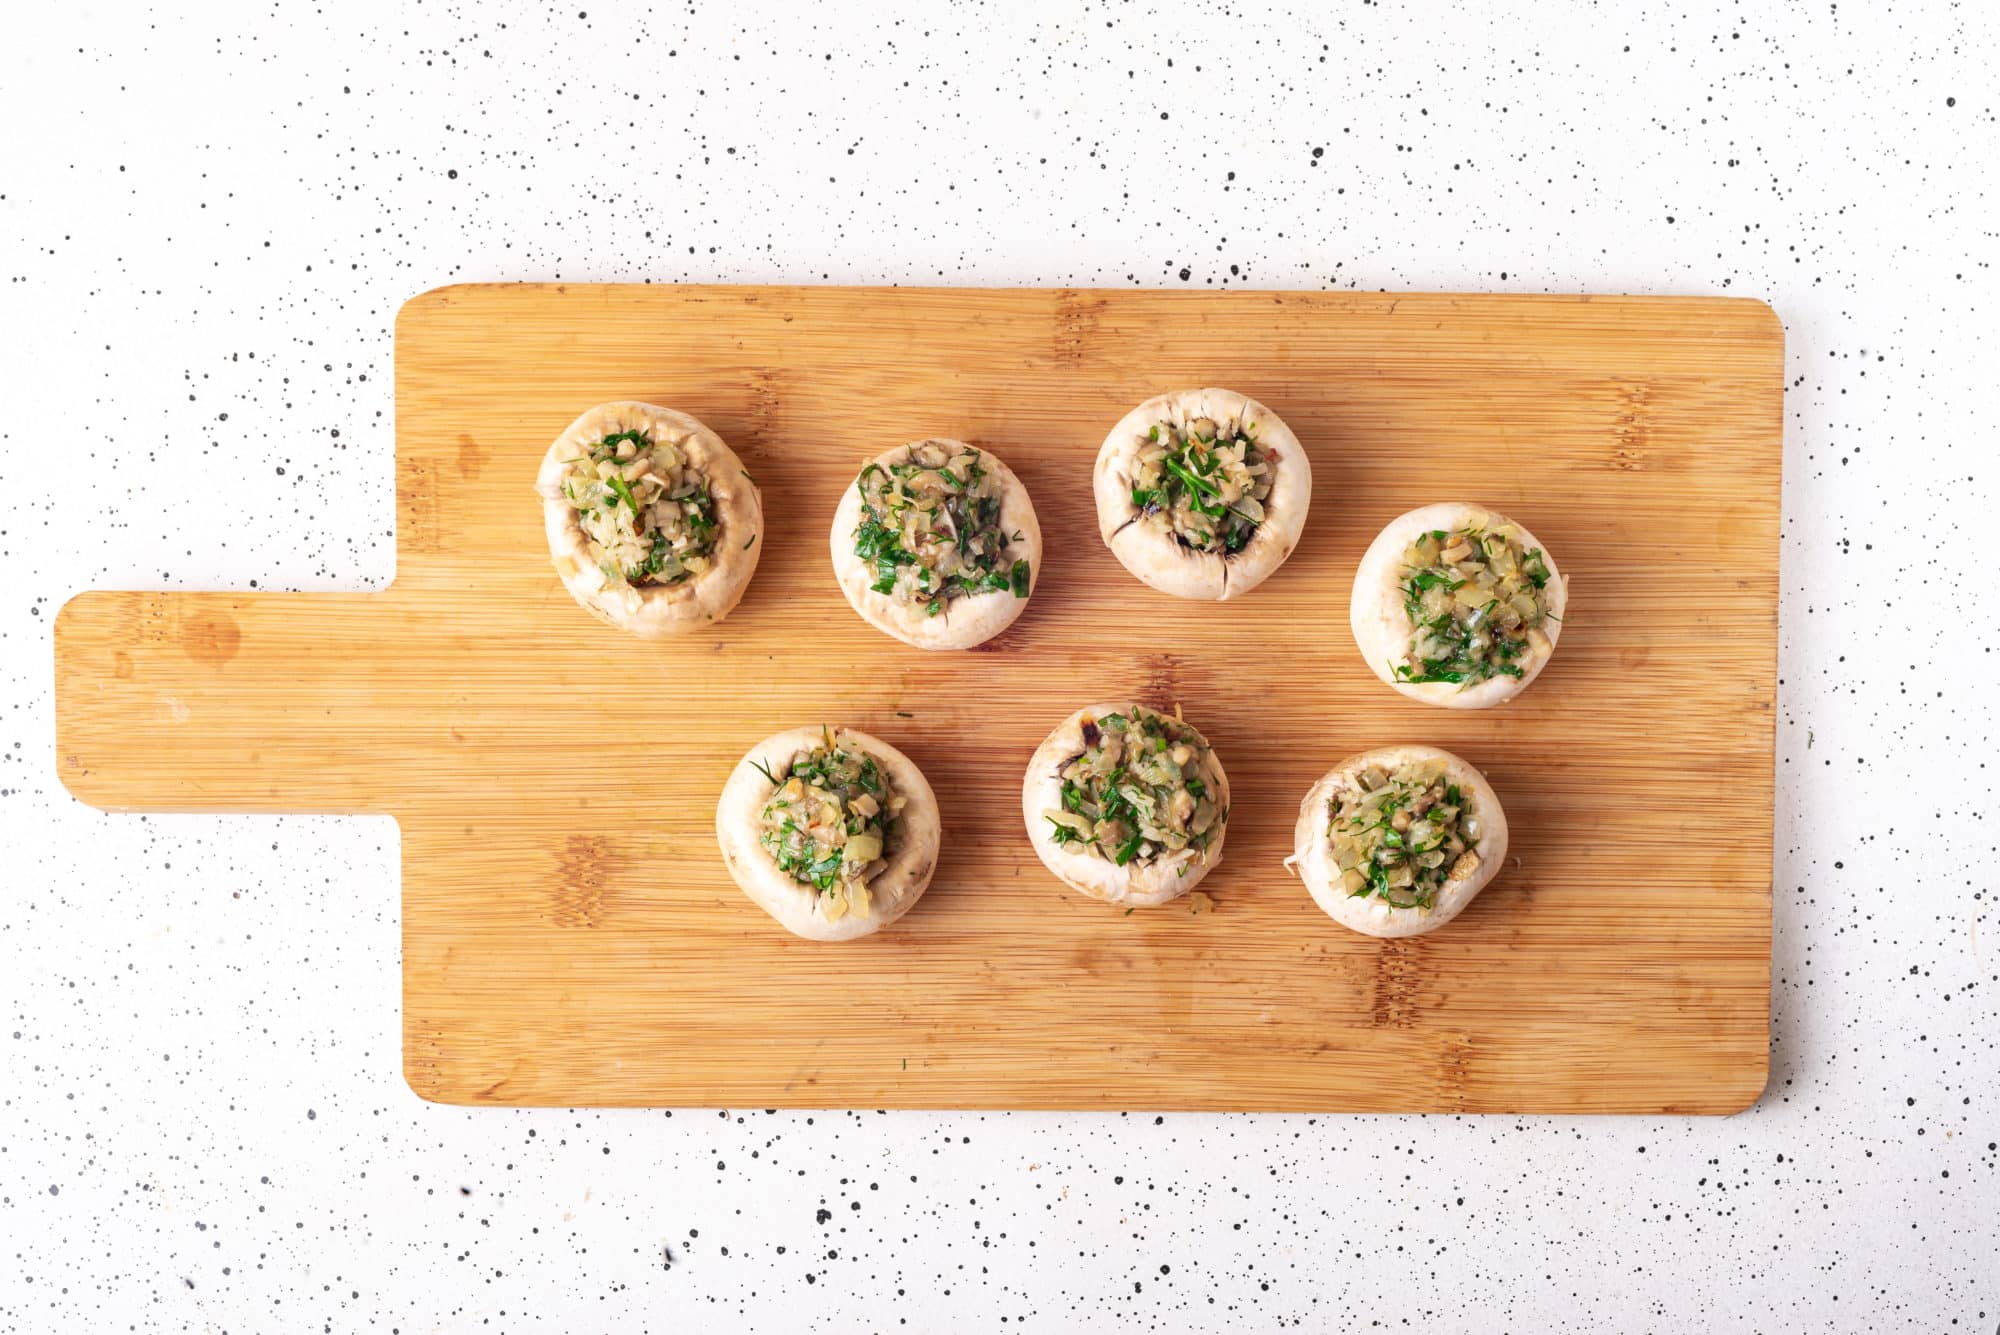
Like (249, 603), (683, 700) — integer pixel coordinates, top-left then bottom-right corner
(830, 439), (1043, 651)
(1022, 702), (1231, 908)
(536, 401), (763, 638)
(1349, 501), (1569, 709)
(715, 726), (942, 942)
(1092, 388), (1312, 602)
(1286, 745), (1510, 938)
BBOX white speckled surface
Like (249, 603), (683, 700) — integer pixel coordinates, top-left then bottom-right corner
(2, 1), (1993, 1328)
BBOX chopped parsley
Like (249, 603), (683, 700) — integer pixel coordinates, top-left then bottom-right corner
(851, 442), (1032, 609)
(1131, 414), (1271, 554)
(1327, 757), (1482, 910)
(557, 426), (721, 588)
(1393, 521), (1552, 687)
(1040, 707), (1226, 869)
(755, 730), (902, 907)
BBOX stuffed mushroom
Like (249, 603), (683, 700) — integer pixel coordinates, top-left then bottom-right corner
(715, 725), (942, 942)
(1350, 502), (1568, 709)
(1093, 388), (1311, 601)
(1022, 702), (1230, 907)
(1286, 745), (1509, 938)
(537, 401), (762, 637)
(830, 439), (1042, 650)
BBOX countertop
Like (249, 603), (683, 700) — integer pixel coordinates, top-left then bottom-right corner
(1, 2), (1992, 1329)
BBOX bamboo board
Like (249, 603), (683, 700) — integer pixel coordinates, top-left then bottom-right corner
(54, 284), (1782, 1112)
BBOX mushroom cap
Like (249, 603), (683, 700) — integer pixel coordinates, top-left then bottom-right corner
(1349, 501), (1568, 709)
(1021, 702), (1231, 907)
(1288, 744), (1509, 938)
(537, 401), (763, 637)
(829, 440), (1043, 650)
(1093, 387), (1312, 601)
(716, 726), (942, 941)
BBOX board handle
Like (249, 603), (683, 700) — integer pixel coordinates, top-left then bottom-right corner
(54, 590), (418, 813)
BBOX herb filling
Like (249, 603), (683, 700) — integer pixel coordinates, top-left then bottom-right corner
(1327, 758), (1483, 910)
(558, 428), (720, 589)
(1043, 708), (1226, 871)
(753, 730), (906, 920)
(851, 443), (1030, 617)
(1394, 522), (1553, 686)
(1130, 416), (1272, 554)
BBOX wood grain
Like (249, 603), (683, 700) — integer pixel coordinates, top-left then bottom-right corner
(53, 284), (1782, 1112)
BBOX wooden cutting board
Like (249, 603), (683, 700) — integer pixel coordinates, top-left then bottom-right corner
(54, 284), (1782, 1112)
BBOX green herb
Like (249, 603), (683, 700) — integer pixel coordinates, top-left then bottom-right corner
(1394, 523), (1547, 687)
(1114, 828), (1144, 865)
(1050, 707), (1222, 870)
(606, 473), (639, 514)
(757, 738), (897, 895)
(851, 443), (1027, 609)
(1161, 453), (1221, 501)
(562, 430), (722, 588)
(1134, 420), (1268, 555)
(682, 491), (716, 537)
(1522, 549), (1551, 589)
(1330, 759), (1476, 909)
(624, 541), (670, 584)
(854, 512), (915, 593)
